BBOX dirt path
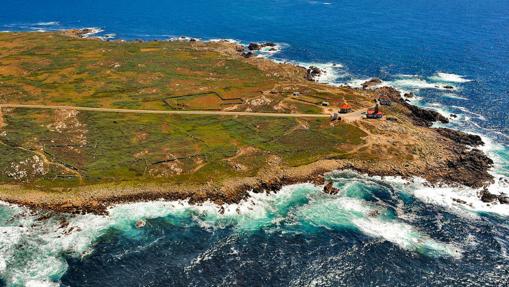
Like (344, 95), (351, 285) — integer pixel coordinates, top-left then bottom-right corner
(0, 104), (331, 118)
(340, 109), (365, 122)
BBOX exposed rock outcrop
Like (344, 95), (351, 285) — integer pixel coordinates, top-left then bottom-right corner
(374, 86), (449, 127)
(242, 51), (255, 58)
(404, 103), (449, 127)
(446, 148), (494, 188)
(248, 42), (277, 51)
(436, 128), (484, 147)
(306, 66), (323, 81)
(362, 78), (382, 89)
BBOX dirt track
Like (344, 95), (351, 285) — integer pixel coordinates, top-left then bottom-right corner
(0, 104), (332, 118)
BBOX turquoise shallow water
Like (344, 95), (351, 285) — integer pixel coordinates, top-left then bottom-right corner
(0, 171), (508, 286)
(1, 0), (509, 285)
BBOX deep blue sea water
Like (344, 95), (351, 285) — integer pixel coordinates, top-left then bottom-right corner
(0, 1), (509, 286)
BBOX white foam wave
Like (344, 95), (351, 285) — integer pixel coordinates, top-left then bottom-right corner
(381, 175), (509, 218)
(1, 176), (470, 284)
(430, 72), (471, 83)
(296, 186), (461, 258)
(294, 61), (348, 85)
(34, 22), (59, 26)
(441, 93), (468, 100)
(80, 27), (104, 38)
(385, 77), (454, 93)
(451, 106), (487, 121)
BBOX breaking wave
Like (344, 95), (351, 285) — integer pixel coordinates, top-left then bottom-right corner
(429, 72), (472, 83)
(2, 170), (486, 286)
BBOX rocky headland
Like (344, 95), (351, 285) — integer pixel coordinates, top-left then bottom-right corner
(0, 30), (501, 214)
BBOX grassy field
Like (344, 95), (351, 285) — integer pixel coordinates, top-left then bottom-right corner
(0, 32), (370, 113)
(0, 108), (365, 189)
(0, 31), (380, 195)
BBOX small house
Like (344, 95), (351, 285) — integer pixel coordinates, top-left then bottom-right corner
(339, 103), (352, 114)
(378, 96), (392, 106)
(366, 109), (383, 119)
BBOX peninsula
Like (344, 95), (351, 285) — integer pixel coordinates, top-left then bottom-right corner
(0, 30), (494, 213)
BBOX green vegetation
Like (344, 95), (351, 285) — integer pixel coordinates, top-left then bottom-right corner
(0, 31), (376, 196)
(0, 108), (365, 188)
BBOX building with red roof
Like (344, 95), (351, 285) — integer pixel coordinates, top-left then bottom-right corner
(339, 103), (352, 113)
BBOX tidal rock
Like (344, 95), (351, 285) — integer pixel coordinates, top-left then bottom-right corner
(450, 114), (458, 118)
(452, 198), (467, 205)
(403, 92), (415, 98)
(248, 43), (262, 50)
(480, 189), (498, 203)
(362, 78), (382, 89)
(499, 193), (509, 204)
(135, 220), (146, 228)
(436, 128), (484, 146)
(323, 181), (340, 195)
(443, 85), (454, 89)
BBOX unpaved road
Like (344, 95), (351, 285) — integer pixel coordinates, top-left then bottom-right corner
(0, 104), (332, 118)
(340, 109), (365, 122)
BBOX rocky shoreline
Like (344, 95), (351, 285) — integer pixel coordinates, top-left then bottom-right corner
(0, 31), (502, 214)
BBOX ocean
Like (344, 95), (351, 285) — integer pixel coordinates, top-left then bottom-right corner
(0, 0), (508, 286)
